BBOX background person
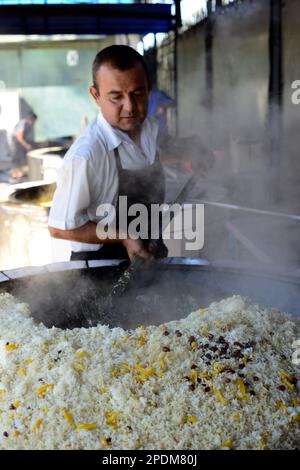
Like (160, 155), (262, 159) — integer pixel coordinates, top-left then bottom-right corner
(8, 112), (37, 179)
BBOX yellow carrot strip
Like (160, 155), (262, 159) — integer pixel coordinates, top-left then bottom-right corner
(35, 384), (55, 395)
(5, 343), (19, 351)
(77, 423), (97, 431)
(63, 409), (75, 426)
(32, 418), (43, 432)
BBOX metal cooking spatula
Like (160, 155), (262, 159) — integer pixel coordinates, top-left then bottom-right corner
(109, 254), (148, 299)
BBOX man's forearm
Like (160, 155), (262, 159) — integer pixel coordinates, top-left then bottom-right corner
(15, 132), (31, 151)
(48, 222), (124, 245)
(48, 222), (151, 261)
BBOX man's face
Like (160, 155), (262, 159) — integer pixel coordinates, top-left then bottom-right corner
(27, 117), (36, 128)
(89, 62), (150, 135)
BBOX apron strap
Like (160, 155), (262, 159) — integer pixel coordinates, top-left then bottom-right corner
(114, 146), (160, 171)
(114, 147), (122, 171)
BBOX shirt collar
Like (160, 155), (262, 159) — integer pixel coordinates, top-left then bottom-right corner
(97, 109), (152, 151)
(96, 110), (123, 152)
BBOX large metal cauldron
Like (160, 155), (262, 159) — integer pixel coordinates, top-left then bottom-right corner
(0, 259), (299, 330)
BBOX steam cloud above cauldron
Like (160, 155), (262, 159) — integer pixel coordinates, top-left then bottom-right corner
(1, 0), (299, 331)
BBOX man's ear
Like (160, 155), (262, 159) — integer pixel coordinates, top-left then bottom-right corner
(89, 85), (100, 102)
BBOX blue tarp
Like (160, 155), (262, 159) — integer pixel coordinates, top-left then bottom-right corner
(0, 3), (175, 35)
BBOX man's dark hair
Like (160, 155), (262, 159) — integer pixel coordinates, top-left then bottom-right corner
(27, 111), (37, 120)
(92, 45), (150, 90)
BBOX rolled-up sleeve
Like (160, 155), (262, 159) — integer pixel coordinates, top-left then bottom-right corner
(48, 157), (92, 230)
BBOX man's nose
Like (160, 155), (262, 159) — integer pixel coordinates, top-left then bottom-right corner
(123, 95), (136, 114)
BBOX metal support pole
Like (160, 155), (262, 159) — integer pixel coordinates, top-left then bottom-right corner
(174, 0), (182, 136)
(205, 0), (214, 146)
(268, 0), (283, 199)
(205, 1), (213, 112)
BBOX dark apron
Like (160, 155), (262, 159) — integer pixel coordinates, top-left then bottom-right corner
(71, 147), (167, 261)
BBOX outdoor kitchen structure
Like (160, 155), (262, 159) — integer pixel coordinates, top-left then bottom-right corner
(0, 0), (299, 453)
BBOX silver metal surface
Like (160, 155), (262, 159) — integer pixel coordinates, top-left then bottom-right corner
(0, 272), (9, 282)
(45, 261), (88, 272)
(0, 258), (299, 330)
(2, 265), (47, 280)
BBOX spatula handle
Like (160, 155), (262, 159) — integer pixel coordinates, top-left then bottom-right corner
(110, 255), (147, 298)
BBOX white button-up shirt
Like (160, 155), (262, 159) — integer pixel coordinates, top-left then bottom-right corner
(48, 111), (159, 253)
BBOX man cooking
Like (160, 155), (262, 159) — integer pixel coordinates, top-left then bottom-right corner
(48, 45), (167, 262)
(8, 111), (37, 179)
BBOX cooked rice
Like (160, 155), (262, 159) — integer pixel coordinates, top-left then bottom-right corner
(0, 293), (299, 450)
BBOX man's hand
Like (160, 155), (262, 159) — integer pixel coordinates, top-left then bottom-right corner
(122, 238), (151, 262)
(15, 131), (33, 152)
(147, 239), (168, 259)
(48, 222), (154, 262)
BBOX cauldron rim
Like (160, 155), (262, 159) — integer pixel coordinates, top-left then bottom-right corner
(1, 258), (299, 329)
(1, 257), (299, 286)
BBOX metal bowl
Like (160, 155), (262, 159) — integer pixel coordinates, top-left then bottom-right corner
(0, 258), (299, 330)
(8, 183), (55, 208)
